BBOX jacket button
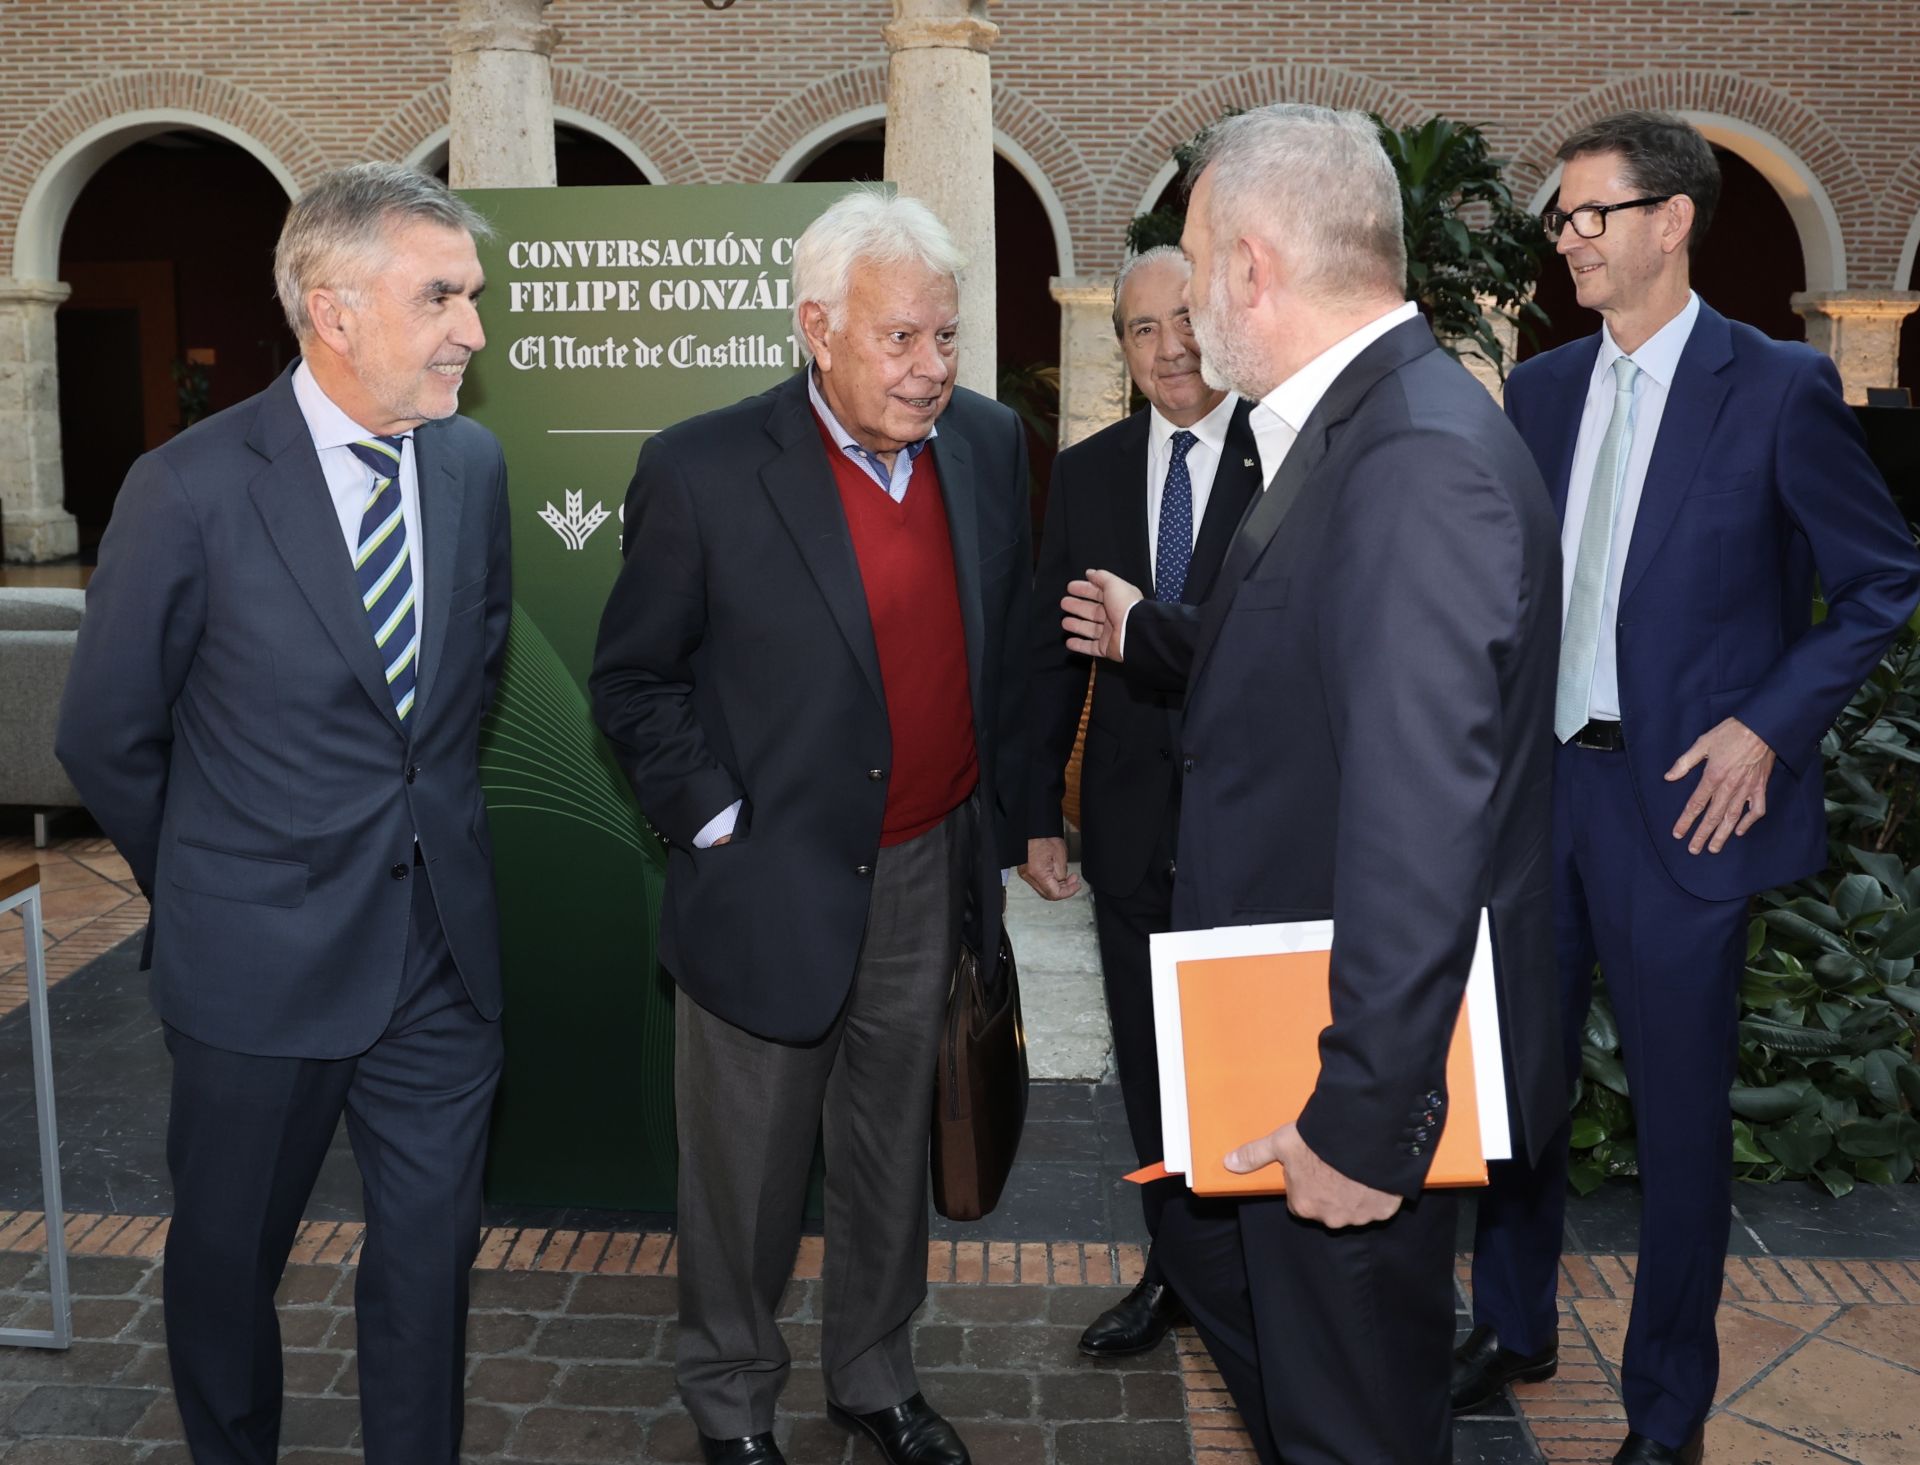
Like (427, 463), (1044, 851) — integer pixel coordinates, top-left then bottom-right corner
(1182, 758), (1195, 773)
(405, 764), (419, 784)
(1158, 747), (1170, 761)
(1410, 1144), (1424, 1157)
(1426, 1091), (1444, 1108)
(390, 863), (409, 881)
(855, 864), (873, 877)
(867, 768), (884, 781)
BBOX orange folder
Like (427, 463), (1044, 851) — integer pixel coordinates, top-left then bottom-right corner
(1126, 916), (1501, 1197)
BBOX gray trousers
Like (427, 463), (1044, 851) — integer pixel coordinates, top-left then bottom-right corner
(674, 804), (968, 1437)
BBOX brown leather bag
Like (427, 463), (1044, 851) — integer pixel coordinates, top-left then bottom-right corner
(930, 925), (1028, 1221)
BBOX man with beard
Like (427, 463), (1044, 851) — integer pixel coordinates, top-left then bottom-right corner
(1061, 105), (1565, 1462)
(1023, 245), (1259, 1359)
(591, 189), (1029, 1465)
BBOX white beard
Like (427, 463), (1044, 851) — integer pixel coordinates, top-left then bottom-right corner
(1190, 259), (1276, 400)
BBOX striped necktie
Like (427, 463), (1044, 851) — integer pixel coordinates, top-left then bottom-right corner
(347, 436), (418, 722)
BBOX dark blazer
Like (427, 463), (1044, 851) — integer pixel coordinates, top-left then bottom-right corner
(1029, 400), (1262, 894)
(1127, 318), (1565, 1196)
(1507, 301), (1920, 902)
(589, 371), (1030, 1044)
(56, 366), (513, 1059)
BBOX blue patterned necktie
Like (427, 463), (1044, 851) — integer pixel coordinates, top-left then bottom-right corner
(1155, 429), (1198, 602)
(1555, 357), (1641, 741)
(347, 436), (418, 722)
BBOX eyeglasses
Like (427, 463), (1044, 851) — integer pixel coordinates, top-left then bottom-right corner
(1541, 195), (1676, 239)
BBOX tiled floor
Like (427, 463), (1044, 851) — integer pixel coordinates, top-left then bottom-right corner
(3, 829), (1919, 1462)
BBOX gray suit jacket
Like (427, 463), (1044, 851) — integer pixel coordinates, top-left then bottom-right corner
(56, 366), (512, 1059)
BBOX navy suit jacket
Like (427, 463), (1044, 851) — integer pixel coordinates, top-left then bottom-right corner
(1507, 301), (1920, 902)
(1028, 400), (1262, 894)
(1126, 318), (1565, 1196)
(589, 372), (1030, 1044)
(56, 366), (513, 1059)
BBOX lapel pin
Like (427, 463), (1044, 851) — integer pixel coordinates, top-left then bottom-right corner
(1243, 457), (1257, 468)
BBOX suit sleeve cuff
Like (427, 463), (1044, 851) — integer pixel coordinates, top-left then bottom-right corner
(692, 800), (742, 849)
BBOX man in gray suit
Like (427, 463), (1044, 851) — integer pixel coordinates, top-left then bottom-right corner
(56, 163), (510, 1465)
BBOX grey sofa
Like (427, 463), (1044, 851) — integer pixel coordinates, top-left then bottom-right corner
(0, 587), (86, 845)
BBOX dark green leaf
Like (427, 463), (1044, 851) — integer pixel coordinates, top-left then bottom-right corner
(1873, 910), (1920, 960)
(1729, 1084), (1811, 1121)
(1815, 1165), (1856, 1198)
(1568, 1118), (1606, 1149)
(1581, 1050), (1632, 1098)
(1835, 873), (1889, 921)
(1836, 1116), (1901, 1158)
(1847, 845), (1909, 898)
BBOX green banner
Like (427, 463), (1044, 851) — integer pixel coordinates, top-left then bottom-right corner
(459, 183), (854, 1210)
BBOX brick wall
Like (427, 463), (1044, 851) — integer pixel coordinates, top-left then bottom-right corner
(2, 0), (1916, 289)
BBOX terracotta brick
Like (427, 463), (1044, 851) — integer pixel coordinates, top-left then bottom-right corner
(1048, 1242), (1081, 1286)
(474, 1228), (517, 1270)
(505, 1229), (546, 1271)
(287, 1222), (335, 1265)
(595, 1232), (638, 1275)
(793, 1236), (825, 1281)
(565, 1232), (611, 1273)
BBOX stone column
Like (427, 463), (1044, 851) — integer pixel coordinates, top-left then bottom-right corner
(884, 0), (999, 397)
(445, 0), (559, 189)
(1050, 277), (1128, 448)
(0, 280), (77, 563)
(1790, 290), (1920, 405)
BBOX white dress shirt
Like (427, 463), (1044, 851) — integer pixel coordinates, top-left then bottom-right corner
(1145, 390), (1240, 582)
(290, 359), (426, 647)
(1248, 298), (1421, 489)
(1560, 291), (1701, 722)
(1119, 300), (1419, 655)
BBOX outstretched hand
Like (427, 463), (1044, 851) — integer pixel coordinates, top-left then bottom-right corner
(1063, 569), (1144, 662)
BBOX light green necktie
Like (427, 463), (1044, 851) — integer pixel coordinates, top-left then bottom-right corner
(1555, 356), (1640, 742)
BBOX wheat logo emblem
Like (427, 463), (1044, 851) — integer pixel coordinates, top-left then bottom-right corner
(539, 492), (611, 551)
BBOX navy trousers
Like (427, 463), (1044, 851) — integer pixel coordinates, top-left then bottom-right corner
(1470, 743), (1746, 1448)
(161, 867), (504, 1465)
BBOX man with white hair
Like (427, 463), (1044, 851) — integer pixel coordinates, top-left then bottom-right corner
(591, 187), (1029, 1465)
(1062, 105), (1564, 1461)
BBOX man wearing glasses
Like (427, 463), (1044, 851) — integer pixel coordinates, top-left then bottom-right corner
(1455, 111), (1920, 1465)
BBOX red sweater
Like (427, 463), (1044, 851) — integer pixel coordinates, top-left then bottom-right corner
(818, 420), (978, 846)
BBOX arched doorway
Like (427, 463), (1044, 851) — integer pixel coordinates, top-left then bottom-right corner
(787, 120), (1065, 519)
(54, 129), (296, 553)
(1523, 146), (1807, 358)
(415, 119), (659, 187)
(1900, 220), (1919, 398)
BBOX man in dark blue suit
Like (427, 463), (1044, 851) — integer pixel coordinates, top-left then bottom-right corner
(1456, 112), (1920, 1465)
(57, 164), (511, 1464)
(1065, 105), (1564, 1463)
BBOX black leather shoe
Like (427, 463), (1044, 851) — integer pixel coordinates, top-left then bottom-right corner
(827, 1393), (969, 1465)
(1078, 1277), (1189, 1358)
(1451, 1323), (1558, 1413)
(699, 1432), (786, 1465)
(1613, 1430), (1703, 1464)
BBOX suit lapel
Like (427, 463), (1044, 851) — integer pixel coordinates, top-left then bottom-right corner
(410, 421), (463, 727)
(1537, 339), (1598, 523)
(1187, 318), (1440, 692)
(931, 421), (988, 709)
(759, 375), (887, 708)
(245, 374), (406, 740)
(1618, 305), (1734, 607)
(1183, 398), (1262, 605)
(1111, 411), (1154, 592)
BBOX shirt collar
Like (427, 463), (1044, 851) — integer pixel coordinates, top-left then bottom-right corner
(1149, 390), (1239, 457)
(1259, 299), (1420, 434)
(1595, 290), (1700, 391)
(291, 358), (412, 454)
(806, 364), (937, 459)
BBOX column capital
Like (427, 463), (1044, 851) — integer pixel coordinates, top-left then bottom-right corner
(0, 279), (72, 308)
(445, 0), (558, 58)
(1790, 289), (1920, 324)
(1049, 275), (1117, 311)
(885, 0), (1000, 55)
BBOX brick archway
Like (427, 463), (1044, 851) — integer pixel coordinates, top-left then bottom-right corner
(1512, 73), (1866, 291)
(1887, 141), (1920, 291)
(1103, 63), (1428, 274)
(2, 71), (320, 279)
